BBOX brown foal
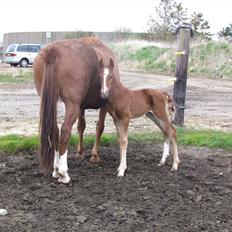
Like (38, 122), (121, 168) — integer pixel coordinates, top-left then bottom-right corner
(91, 59), (180, 176)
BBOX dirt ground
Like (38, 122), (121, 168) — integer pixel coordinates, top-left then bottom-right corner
(0, 64), (232, 231)
(0, 64), (232, 136)
(0, 144), (232, 232)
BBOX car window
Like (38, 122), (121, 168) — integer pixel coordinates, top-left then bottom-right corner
(28, 45), (41, 53)
(17, 45), (28, 52)
(7, 44), (16, 52)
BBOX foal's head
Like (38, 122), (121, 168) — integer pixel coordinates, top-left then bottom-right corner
(99, 58), (114, 99)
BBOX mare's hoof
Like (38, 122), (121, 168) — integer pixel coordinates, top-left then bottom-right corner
(90, 156), (100, 163)
(58, 175), (70, 184)
(76, 152), (85, 159)
(52, 169), (59, 178)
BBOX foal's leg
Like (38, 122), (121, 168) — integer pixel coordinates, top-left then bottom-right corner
(146, 111), (170, 166)
(57, 103), (79, 183)
(157, 136), (170, 167)
(76, 109), (86, 158)
(91, 107), (107, 163)
(169, 125), (180, 171)
(158, 126), (179, 170)
(150, 108), (180, 170)
(114, 117), (130, 177)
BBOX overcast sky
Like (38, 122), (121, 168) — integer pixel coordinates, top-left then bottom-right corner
(1, 0), (232, 41)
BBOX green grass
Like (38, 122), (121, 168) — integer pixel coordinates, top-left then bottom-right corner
(0, 135), (39, 153)
(110, 40), (232, 79)
(0, 128), (232, 154)
(0, 72), (33, 83)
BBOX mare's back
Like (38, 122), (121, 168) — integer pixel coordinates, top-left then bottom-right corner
(34, 39), (99, 103)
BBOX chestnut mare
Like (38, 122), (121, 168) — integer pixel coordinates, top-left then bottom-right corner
(33, 38), (119, 183)
(77, 37), (119, 161)
(92, 59), (180, 176)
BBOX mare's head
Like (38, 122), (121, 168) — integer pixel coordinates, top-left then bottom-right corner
(98, 58), (114, 99)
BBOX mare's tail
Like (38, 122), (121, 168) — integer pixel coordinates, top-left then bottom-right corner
(39, 48), (59, 172)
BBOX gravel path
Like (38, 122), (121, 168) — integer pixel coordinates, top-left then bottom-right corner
(0, 67), (232, 135)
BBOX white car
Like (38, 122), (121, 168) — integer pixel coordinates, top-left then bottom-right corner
(5, 43), (43, 67)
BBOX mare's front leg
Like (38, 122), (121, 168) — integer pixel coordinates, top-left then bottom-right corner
(91, 107), (107, 163)
(57, 103), (79, 183)
(114, 117), (130, 177)
(76, 109), (86, 158)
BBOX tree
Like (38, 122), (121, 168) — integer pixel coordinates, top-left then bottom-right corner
(147, 0), (189, 40)
(171, 2), (189, 30)
(147, 0), (176, 40)
(218, 24), (232, 40)
(190, 12), (212, 39)
(147, 0), (211, 40)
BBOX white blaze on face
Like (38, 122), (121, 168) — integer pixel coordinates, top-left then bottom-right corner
(102, 68), (109, 94)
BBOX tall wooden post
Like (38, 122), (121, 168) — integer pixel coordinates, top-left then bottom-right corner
(173, 27), (192, 126)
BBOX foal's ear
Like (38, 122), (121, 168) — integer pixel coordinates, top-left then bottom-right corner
(109, 58), (114, 69)
(99, 58), (104, 69)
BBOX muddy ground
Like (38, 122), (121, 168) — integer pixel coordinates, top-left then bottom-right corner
(0, 144), (232, 232)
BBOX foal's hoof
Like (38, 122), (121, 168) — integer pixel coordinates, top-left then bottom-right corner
(90, 155), (100, 163)
(157, 162), (165, 167)
(171, 166), (178, 172)
(117, 167), (127, 177)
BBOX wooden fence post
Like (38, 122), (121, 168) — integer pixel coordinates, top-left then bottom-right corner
(173, 26), (192, 126)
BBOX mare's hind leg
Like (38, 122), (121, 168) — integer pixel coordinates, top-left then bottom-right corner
(52, 125), (60, 178)
(91, 107), (107, 163)
(58, 103), (79, 183)
(76, 109), (86, 158)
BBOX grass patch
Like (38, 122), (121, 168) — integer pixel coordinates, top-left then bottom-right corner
(0, 128), (232, 154)
(177, 128), (232, 151)
(110, 40), (232, 79)
(0, 135), (39, 153)
(0, 71), (33, 83)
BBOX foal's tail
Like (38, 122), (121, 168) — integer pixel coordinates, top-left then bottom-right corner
(163, 92), (175, 122)
(39, 48), (59, 172)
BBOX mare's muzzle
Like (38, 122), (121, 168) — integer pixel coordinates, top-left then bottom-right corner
(101, 89), (109, 99)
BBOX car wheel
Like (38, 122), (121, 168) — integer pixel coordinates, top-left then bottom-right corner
(19, 59), (29, 68)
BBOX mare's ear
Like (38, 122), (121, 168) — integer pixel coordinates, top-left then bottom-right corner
(109, 58), (114, 70)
